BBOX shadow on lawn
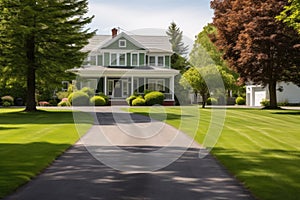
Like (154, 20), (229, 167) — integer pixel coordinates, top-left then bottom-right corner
(212, 148), (300, 200)
(0, 110), (90, 125)
(3, 143), (254, 200)
(271, 111), (300, 115)
(0, 142), (72, 199)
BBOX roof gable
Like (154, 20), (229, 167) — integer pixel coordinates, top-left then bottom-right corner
(101, 32), (146, 50)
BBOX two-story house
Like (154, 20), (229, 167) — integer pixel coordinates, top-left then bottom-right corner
(69, 28), (179, 105)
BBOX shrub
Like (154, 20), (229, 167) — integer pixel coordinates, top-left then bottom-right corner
(58, 101), (71, 107)
(261, 99), (270, 107)
(1, 96), (14, 105)
(56, 91), (69, 100)
(98, 93), (109, 104)
(3, 101), (11, 107)
(207, 97), (218, 105)
(90, 96), (106, 106)
(144, 91), (164, 106)
(132, 97), (146, 106)
(39, 101), (50, 106)
(48, 99), (58, 106)
(236, 97), (246, 105)
(68, 91), (89, 106)
(80, 87), (94, 97)
(126, 95), (137, 106)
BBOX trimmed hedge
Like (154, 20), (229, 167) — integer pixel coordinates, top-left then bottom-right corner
(126, 95), (137, 106)
(58, 101), (71, 107)
(132, 97), (146, 106)
(1, 96), (14, 106)
(68, 91), (89, 106)
(97, 93), (109, 105)
(144, 91), (164, 106)
(207, 97), (218, 105)
(81, 87), (95, 97)
(90, 96), (106, 106)
(236, 97), (246, 105)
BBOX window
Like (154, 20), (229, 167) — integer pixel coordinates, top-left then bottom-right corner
(131, 53), (138, 66)
(90, 56), (96, 66)
(119, 40), (126, 48)
(148, 79), (165, 92)
(157, 56), (164, 67)
(119, 53), (126, 66)
(111, 53), (117, 66)
(149, 56), (156, 66)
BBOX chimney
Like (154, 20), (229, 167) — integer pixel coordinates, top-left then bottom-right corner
(112, 28), (118, 38)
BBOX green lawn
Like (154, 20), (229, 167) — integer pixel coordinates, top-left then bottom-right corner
(129, 107), (300, 200)
(0, 108), (92, 198)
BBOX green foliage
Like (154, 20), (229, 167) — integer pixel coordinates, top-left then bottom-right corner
(58, 101), (71, 107)
(0, 0), (95, 111)
(2, 101), (11, 107)
(126, 95), (137, 106)
(144, 91), (164, 106)
(132, 97), (146, 106)
(171, 53), (189, 73)
(90, 96), (106, 106)
(56, 92), (69, 100)
(235, 97), (246, 105)
(68, 92), (89, 106)
(207, 97), (218, 105)
(166, 22), (189, 55)
(80, 87), (95, 98)
(1, 96), (14, 105)
(48, 99), (58, 106)
(261, 99), (270, 107)
(277, 0), (300, 34)
(97, 93), (109, 104)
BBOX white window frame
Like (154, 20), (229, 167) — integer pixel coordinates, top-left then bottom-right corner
(149, 56), (156, 66)
(148, 79), (165, 92)
(157, 56), (164, 67)
(119, 40), (127, 48)
(131, 53), (139, 66)
(110, 53), (117, 66)
(110, 53), (127, 66)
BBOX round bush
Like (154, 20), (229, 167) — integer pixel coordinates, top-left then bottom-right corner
(2, 101), (11, 107)
(236, 97), (246, 105)
(126, 95), (137, 106)
(207, 97), (218, 105)
(58, 101), (71, 107)
(90, 96), (106, 106)
(80, 87), (95, 97)
(1, 96), (14, 105)
(69, 91), (89, 106)
(132, 97), (146, 106)
(98, 93), (109, 104)
(144, 91), (164, 106)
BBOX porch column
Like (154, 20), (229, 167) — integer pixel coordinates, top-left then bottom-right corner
(171, 75), (175, 101)
(104, 76), (107, 95)
(131, 76), (134, 95)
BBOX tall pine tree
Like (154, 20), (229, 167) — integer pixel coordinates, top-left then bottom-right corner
(166, 22), (189, 56)
(0, 0), (95, 111)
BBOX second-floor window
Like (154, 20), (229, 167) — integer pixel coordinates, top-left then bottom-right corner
(110, 53), (126, 66)
(131, 53), (138, 66)
(149, 56), (165, 67)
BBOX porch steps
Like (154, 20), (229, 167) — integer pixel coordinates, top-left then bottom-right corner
(109, 99), (128, 106)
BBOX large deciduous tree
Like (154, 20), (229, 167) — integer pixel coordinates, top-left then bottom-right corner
(211, 0), (300, 108)
(0, 0), (95, 111)
(277, 0), (300, 34)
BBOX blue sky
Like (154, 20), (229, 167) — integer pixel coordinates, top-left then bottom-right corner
(87, 0), (214, 39)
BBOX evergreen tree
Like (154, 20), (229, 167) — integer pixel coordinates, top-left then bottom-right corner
(0, 0), (95, 111)
(166, 22), (189, 56)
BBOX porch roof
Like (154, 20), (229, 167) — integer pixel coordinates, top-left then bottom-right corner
(68, 66), (179, 77)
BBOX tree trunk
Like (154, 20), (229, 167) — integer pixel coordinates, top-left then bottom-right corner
(201, 93), (207, 108)
(268, 81), (278, 109)
(25, 37), (37, 112)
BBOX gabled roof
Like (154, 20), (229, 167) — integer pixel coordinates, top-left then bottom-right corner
(82, 32), (173, 54)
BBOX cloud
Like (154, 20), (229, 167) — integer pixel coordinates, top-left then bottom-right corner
(86, 0), (213, 39)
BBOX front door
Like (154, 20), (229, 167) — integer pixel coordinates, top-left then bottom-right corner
(114, 80), (122, 98)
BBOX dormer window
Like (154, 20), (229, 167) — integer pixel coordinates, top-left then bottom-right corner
(119, 40), (126, 48)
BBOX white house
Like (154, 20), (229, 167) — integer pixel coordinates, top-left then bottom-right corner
(246, 82), (300, 106)
(68, 28), (179, 105)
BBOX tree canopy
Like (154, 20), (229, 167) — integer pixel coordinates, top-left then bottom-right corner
(166, 22), (189, 56)
(211, 0), (300, 108)
(0, 0), (95, 111)
(277, 0), (300, 34)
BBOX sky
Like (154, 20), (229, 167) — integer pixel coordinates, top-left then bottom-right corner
(87, 0), (214, 41)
